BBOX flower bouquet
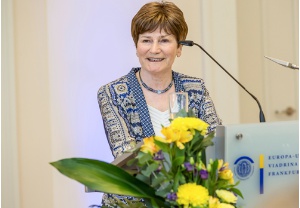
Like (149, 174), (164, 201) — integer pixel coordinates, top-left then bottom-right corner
(51, 111), (243, 208)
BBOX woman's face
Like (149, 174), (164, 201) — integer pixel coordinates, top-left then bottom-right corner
(136, 28), (182, 74)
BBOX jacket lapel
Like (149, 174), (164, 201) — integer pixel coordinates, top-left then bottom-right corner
(127, 68), (155, 138)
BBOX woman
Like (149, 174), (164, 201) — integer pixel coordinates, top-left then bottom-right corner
(97, 1), (221, 206)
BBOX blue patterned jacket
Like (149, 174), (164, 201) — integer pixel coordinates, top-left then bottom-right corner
(97, 67), (221, 159)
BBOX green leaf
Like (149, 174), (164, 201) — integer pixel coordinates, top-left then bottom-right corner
(155, 182), (173, 197)
(172, 148), (185, 169)
(173, 168), (182, 192)
(172, 156), (184, 171)
(162, 152), (171, 171)
(230, 187), (244, 199)
(141, 162), (159, 177)
(216, 179), (229, 189)
(179, 171), (186, 184)
(187, 109), (197, 117)
(152, 172), (167, 187)
(136, 152), (152, 164)
(211, 159), (219, 175)
(234, 180), (241, 186)
(201, 150), (207, 166)
(191, 131), (215, 154)
(175, 146), (185, 158)
(50, 158), (164, 204)
(190, 131), (203, 147)
(200, 132), (215, 148)
(154, 140), (170, 152)
(174, 109), (188, 118)
(136, 173), (150, 184)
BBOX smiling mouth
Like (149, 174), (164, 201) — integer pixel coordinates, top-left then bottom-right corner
(147, 58), (164, 62)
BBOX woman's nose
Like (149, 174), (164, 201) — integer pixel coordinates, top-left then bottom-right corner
(150, 42), (161, 54)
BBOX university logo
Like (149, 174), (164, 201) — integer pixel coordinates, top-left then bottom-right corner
(234, 156), (255, 180)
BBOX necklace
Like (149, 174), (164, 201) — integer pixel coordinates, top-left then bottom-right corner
(139, 70), (173, 94)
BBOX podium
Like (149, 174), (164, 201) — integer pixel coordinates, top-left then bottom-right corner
(86, 121), (299, 208)
(207, 120), (299, 208)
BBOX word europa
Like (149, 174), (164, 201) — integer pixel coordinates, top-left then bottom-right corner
(268, 154), (298, 160)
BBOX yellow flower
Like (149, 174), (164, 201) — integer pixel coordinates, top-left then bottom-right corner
(176, 183), (209, 207)
(221, 162), (229, 170)
(216, 190), (237, 204)
(161, 125), (193, 149)
(140, 136), (160, 155)
(158, 117), (209, 150)
(217, 159), (224, 170)
(171, 117), (209, 135)
(219, 169), (234, 184)
(209, 196), (220, 208)
(169, 117), (189, 131)
(175, 130), (193, 149)
(160, 126), (180, 143)
(218, 160), (234, 184)
(217, 203), (235, 208)
(185, 117), (209, 135)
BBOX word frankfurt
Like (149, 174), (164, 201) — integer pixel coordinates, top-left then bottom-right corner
(268, 170), (299, 176)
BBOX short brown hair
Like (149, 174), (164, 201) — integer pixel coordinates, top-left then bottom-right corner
(131, 1), (188, 47)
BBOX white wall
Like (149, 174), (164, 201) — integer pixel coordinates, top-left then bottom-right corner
(237, 0), (299, 123)
(199, 1), (240, 124)
(11, 0), (53, 207)
(2, 0), (20, 208)
(174, 1), (240, 125)
(47, 1), (148, 207)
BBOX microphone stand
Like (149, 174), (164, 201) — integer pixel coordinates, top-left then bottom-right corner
(179, 40), (266, 122)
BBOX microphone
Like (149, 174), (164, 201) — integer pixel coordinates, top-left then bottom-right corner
(179, 40), (266, 123)
(264, 56), (299, 70)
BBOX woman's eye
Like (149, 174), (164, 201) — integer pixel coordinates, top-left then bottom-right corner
(142, 39), (151, 43)
(160, 39), (169, 43)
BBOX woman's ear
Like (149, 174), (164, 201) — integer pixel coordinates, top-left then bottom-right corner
(177, 45), (183, 57)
